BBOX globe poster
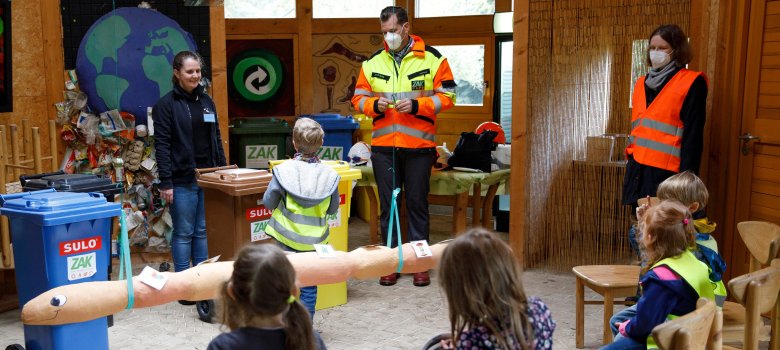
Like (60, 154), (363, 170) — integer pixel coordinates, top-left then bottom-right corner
(75, 7), (198, 124)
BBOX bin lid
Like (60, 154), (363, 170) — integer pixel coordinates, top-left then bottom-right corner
(229, 118), (290, 135)
(269, 160), (361, 181)
(197, 168), (272, 195)
(0, 191), (121, 226)
(23, 174), (120, 195)
(302, 114), (359, 131)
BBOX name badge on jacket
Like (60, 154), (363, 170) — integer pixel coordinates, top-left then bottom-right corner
(204, 113), (216, 123)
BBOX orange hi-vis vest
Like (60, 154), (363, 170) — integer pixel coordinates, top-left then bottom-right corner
(626, 69), (704, 172)
(351, 34), (456, 149)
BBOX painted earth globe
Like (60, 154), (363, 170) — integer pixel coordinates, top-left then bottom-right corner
(76, 7), (198, 124)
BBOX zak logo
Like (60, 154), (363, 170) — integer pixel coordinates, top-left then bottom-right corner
(250, 220), (270, 242)
(411, 80), (425, 91)
(67, 252), (97, 281)
(327, 208), (341, 228)
(317, 146), (343, 160)
(246, 145), (277, 168)
(60, 236), (102, 256)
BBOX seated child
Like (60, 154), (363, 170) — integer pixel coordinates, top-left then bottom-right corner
(601, 200), (715, 350)
(207, 244), (327, 350)
(438, 227), (556, 349)
(612, 171), (727, 336)
(263, 117), (340, 317)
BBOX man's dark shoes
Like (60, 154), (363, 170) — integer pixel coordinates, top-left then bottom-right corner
(413, 271), (430, 287)
(379, 273), (399, 286)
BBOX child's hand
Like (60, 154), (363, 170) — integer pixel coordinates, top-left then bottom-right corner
(439, 338), (454, 349)
(636, 196), (652, 219)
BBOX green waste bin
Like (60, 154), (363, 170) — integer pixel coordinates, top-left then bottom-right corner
(230, 118), (291, 169)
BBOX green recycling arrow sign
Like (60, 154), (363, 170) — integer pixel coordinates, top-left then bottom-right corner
(231, 50), (283, 102)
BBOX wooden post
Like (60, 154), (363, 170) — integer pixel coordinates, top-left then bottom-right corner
(32, 127), (43, 175)
(509, 0), (529, 268)
(10, 125), (20, 181)
(49, 120), (58, 172)
(0, 127), (9, 269)
(22, 120), (31, 161)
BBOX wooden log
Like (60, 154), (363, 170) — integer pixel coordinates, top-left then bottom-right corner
(32, 127), (42, 175)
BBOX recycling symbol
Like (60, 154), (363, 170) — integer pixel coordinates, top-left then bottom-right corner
(230, 50), (283, 102)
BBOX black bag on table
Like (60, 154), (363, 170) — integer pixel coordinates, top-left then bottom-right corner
(446, 130), (498, 172)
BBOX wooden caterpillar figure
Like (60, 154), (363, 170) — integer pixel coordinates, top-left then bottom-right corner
(21, 242), (448, 326)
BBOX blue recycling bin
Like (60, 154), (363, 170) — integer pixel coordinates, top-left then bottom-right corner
(1, 190), (121, 350)
(303, 114), (359, 161)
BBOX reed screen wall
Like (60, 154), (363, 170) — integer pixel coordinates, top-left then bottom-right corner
(526, 0), (691, 270)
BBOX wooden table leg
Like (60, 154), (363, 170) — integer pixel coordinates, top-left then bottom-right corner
(453, 191), (468, 235)
(576, 277), (585, 348)
(365, 186), (379, 245)
(471, 182), (482, 227)
(481, 184), (499, 228)
(603, 290), (614, 345)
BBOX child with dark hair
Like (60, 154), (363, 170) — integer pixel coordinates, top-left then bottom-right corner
(207, 244), (327, 350)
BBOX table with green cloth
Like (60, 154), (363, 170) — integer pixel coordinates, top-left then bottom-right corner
(354, 166), (510, 243)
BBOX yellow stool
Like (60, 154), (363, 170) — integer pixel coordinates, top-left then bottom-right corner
(572, 265), (640, 348)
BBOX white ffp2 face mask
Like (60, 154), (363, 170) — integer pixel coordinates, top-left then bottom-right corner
(649, 50), (672, 69)
(385, 32), (402, 51)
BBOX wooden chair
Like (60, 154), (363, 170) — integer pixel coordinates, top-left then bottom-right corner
(723, 221), (780, 344)
(572, 265), (641, 348)
(652, 297), (723, 350)
(722, 261), (780, 350)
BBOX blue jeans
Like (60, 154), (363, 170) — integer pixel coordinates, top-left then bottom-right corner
(171, 183), (208, 272)
(600, 335), (646, 350)
(610, 305), (637, 336)
(278, 243), (317, 319)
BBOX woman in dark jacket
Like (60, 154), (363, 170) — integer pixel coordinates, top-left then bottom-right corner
(153, 51), (226, 296)
(623, 24), (708, 256)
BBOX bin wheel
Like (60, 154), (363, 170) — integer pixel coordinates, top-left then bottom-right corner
(197, 299), (215, 323)
(6, 344), (25, 350)
(159, 262), (171, 272)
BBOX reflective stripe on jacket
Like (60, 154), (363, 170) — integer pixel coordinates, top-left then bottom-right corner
(627, 69), (704, 172)
(645, 249), (716, 349)
(265, 194), (331, 251)
(351, 34), (456, 149)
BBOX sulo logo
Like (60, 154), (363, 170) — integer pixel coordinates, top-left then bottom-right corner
(246, 206), (273, 220)
(60, 236), (102, 256)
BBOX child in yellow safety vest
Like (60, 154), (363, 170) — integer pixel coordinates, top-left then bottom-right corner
(601, 200), (715, 350)
(263, 117), (340, 318)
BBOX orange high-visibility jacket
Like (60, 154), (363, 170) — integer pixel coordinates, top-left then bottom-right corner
(351, 35), (456, 149)
(627, 69), (705, 172)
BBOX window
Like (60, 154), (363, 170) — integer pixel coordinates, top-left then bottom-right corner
(630, 39), (649, 106)
(431, 44), (485, 106)
(224, 0), (295, 19)
(416, 0), (494, 18)
(313, 0), (393, 18)
(497, 40), (512, 140)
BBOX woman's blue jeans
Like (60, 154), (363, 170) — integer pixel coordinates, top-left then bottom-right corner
(171, 183), (208, 272)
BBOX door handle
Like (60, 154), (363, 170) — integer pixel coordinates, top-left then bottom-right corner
(739, 133), (760, 155)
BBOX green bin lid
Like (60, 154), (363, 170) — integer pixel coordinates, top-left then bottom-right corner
(230, 118), (291, 135)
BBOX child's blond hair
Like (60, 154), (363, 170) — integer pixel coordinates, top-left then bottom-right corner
(293, 117), (324, 156)
(640, 200), (697, 272)
(656, 171), (709, 211)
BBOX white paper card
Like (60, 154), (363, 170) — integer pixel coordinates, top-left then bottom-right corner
(313, 244), (337, 258)
(138, 266), (168, 290)
(411, 240), (433, 258)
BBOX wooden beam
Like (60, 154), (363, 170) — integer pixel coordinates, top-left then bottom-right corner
(210, 0), (230, 162)
(496, 0), (512, 12)
(312, 18), (379, 34)
(226, 19), (297, 35)
(510, 0), (529, 268)
(40, 0), (65, 166)
(689, 0), (714, 183)
(414, 16), (495, 36)
(297, 0), (314, 114)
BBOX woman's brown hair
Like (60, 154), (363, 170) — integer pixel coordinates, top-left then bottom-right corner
(218, 244), (317, 350)
(171, 50), (203, 85)
(640, 200), (697, 272)
(439, 227), (533, 350)
(646, 24), (692, 68)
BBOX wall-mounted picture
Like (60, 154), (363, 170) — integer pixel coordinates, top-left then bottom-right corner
(0, 0), (12, 112)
